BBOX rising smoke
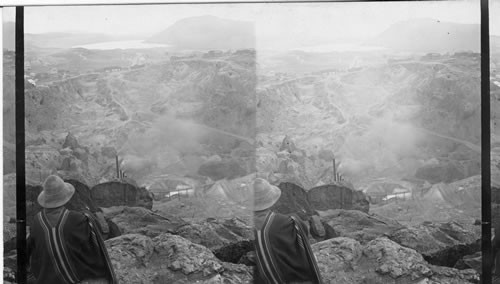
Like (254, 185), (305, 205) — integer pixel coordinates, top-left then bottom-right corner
(338, 114), (424, 181)
(118, 115), (207, 181)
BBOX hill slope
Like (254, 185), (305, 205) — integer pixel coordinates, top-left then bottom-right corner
(146, 15), (254, 50)
(367, 18), (480, 53)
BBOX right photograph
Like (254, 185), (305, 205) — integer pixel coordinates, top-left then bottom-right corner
(253, 0), (483, 283)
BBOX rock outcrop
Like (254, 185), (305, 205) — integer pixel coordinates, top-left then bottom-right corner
(388, 220), (481, 268)
(312, 237), (479, 284)
(318, 209), (404, 243)
(103, 206), (254, 256)
(307, 184), (369, 213)
(105, 233), (253, 283)
(102, 206), (187, 238)
(454, 252), (481, 272)
(91, 181), (153, 209)
(176, 217), (254, 250)
(213, 240), (254, 265)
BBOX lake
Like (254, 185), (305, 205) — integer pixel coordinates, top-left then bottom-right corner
(72, 40), (169, 50)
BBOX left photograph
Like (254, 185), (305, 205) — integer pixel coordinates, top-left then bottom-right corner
(3, 5), (257, 283)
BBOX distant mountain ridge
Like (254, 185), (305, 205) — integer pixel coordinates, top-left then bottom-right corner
(146, 15), (255, 50)
(367, 18), (480, 53)
(25, 32), (141, 49)
(2, 22), (142, 49)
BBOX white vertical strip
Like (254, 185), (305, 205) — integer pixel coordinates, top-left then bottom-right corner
(0, 8), (4, 275)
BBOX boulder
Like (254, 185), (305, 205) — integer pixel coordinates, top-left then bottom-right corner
(255, 147), (278, 175)
(102, 206), (187, 238)
(279, 135), (298, 153)
(319, 209), (404, 244)
(312, 237), (479, 284)
(307, 184), (369, 213)
(238, 251), (256, 266)
(105, 233), (253, 284)
(176, 217), (253, 250)
(454, 252), (481, 272)
(269, 182), (316, 220)
(62, 132), (80, 150)
(3, 252), (16, 283)
(213, 240), (254, 264)
(91, 181), (153, 209)
(388, 220), (481, 268)
(309, 215), (326, 238)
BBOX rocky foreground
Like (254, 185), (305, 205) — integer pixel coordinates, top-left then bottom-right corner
(103, 232), (478, 284)
(4, 175), (482, 284)
(97, 203), (481, 283)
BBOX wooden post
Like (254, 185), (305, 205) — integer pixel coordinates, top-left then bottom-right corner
(115, 155), (119, 179)
(333, 158), (336, 182)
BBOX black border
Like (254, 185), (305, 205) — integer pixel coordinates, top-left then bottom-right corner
(10, 1), (493, 283)
(481, 0), (492, 282)
(15, 6), (27, 284)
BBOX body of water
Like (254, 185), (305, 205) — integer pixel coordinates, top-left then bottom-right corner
(72, 40), (169, 50)
(291, 43), (387, 53)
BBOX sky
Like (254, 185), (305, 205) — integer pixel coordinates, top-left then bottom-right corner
(1, 0), (491, 48)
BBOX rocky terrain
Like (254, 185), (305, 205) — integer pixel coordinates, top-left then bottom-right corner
(2, 16), (490, 283)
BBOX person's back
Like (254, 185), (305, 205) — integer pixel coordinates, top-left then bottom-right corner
(27, 175), (116, 284)
(251, 178), (322, 284)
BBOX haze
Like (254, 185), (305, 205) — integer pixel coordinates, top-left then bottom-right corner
(2, 0), (484, 50)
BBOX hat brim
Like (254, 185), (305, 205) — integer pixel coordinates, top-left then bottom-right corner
(37, 182), (75, 209)
(254, 184), (281, 211)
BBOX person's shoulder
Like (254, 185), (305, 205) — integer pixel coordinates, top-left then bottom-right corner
(65, 209), (89, 223)
(269, 212), (295, 227)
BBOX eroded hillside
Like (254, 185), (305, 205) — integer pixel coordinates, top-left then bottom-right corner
(257, 52), (481, 188)
(4, 49), (256, 186)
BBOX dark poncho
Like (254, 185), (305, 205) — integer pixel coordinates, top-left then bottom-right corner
(254, 211), (323, 284)
(27, 208), (117, 284)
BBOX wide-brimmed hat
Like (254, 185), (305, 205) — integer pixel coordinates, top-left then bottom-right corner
(38, 175), (75, 208)
(253, 178), (281, 211)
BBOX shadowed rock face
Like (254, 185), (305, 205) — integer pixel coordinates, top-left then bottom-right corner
(454, 252), (482, 272)
(102, 206), (187, 238)
(269, 182), (316, 220)
(312, 237), (479, 284)
(388, 220), (481, 268)
(307, 184), (369, 213)
(91, 181), (153, 209)
(105, 233), (253, 284)
(213, 240), (254, 265)
(318, 209), (404, 244)
(176, 218), (254, 251)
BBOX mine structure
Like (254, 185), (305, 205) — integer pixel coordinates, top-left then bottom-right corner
(115, 155), (127, 182)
